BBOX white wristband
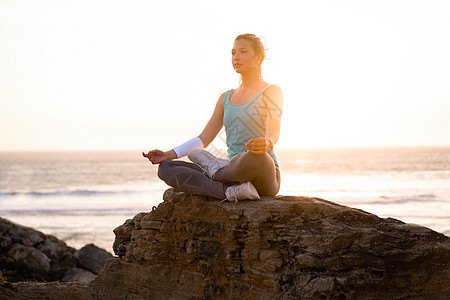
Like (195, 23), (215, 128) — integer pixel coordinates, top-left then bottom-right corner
(173, 137), (204, 158)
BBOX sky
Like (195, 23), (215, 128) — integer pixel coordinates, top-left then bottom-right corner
(1, 0), (449, 151)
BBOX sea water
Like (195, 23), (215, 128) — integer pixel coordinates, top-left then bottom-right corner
(0, 147), (449, 252)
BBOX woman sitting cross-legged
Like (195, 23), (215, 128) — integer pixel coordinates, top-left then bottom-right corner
(143, 33), (283, 203)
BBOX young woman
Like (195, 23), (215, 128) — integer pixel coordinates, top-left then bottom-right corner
(143, 33), (283, 202)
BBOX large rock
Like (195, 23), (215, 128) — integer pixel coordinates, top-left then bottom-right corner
(90, 189), (450, 299)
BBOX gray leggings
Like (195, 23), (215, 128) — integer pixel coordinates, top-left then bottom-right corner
(157, 150), (281, 199)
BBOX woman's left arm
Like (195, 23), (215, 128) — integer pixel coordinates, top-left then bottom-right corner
(245, 85), (283, 154)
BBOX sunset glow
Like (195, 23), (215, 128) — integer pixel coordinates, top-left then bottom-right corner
(1, 0), (449, 151)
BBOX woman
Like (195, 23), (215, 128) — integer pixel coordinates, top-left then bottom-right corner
(143, 33), (283, 202)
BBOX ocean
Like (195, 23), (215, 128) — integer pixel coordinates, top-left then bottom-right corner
(0, 147), (449, 253)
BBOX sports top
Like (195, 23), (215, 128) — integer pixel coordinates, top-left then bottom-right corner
(222, 85), (280, 171)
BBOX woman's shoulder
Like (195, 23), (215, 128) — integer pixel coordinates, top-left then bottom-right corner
(265, 83), (282, 92)
(216, 89), (232, 109)
(218, 89), (231, 102)
(262, 84), (283, 113)
(263, 84), (283, 99)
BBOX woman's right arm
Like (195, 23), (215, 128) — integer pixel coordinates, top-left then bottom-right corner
(143, 92), (225, 164)
(197, 92), (226, 147)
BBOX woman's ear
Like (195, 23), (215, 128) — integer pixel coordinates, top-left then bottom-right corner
(257, 54), (263, 65)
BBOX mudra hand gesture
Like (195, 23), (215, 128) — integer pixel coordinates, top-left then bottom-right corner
(245, 137), (274, 155)
(142, 150), (169, 165)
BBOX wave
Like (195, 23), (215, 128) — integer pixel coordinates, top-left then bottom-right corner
(0, 207), (151, 215)
(366, 194), (447, 205)
(0, 188), (162, 198)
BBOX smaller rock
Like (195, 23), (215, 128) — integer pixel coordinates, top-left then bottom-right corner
(0, 217), (112, 283)
(7, 244), (51, 273)
(0, 217), (45, 246)
(0, 235), (12, 250)
(62, 268), (96, 283)
(75, 244), (113, 274)
(37, 235), (75, 261)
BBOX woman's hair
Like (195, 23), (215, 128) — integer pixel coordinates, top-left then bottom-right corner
(235, 33), (266, 65)
(235, 34), (267, 83)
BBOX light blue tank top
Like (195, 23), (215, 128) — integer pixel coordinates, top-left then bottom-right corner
(222, 85), (280, 171)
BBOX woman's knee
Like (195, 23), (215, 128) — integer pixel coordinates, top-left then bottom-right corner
(256, 179), (280, 197)
(244, 150), (272, 160)
(241, 151), (274, 169)
(157, 160), (171, 181)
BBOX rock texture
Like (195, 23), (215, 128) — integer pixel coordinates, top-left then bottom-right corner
(0, 217), (112, 283)
(90, 189), (450, 299)
(0, 282), (93, 300)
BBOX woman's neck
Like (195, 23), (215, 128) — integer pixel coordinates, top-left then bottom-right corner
(240, 71), (263, 90)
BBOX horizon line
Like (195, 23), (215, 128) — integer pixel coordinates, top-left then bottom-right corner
(1, 144), (450, 153)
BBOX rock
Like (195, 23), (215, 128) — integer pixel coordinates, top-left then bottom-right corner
(7, 244), (51, 273)
(0, 235), (12, 250)
(0, 217), (109, 283)
(37, 235), (75, 262)
(75, 244), (113, 274)
(0, 218), (45, 247)
(62, 268), (96, 283)
(0, 282), (94, 300)
(113, 213), (146, 257)
(90, 188), (450, 300)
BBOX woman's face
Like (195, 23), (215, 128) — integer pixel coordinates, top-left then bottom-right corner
(231, 39), (261, 74)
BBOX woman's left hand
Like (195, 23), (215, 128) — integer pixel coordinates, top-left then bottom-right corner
(245, 137), (274, 155)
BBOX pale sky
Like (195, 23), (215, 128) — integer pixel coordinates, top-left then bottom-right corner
(1, 0), (449, 151)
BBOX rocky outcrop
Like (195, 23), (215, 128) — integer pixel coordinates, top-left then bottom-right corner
(91, 189), (450, 299)
(0, 217), (112, 283)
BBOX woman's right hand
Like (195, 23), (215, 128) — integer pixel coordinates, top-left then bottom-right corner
(142, 149), (169, 164)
